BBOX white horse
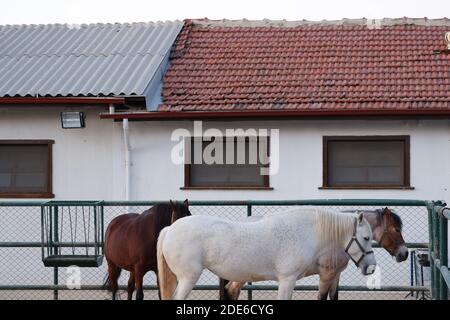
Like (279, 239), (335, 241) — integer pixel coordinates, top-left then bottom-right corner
(157, 208), (376, 300)
(223, 208), (408, 300)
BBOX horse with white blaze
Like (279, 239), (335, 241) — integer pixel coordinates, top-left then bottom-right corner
(157, 208), (376, 300)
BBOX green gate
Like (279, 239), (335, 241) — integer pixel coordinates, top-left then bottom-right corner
(41, 201), (104, 268)
(427, 201), (450, 300)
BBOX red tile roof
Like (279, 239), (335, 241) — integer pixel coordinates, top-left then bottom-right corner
(159, 18), (450, 113)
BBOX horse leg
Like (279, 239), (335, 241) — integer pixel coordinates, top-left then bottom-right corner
(220, 279), (243, 300)
(173, 276), (200, 300)
(277, 277), (297, 300)
(225, 281), (245, 300)
(317, 278), (334, 300)
(127, 272), (135, 300)
(318, 267), (339, 300)
(317, 262), (344, 300)
(107, 262), (120, 300)
(219, 278), (229, 300)
(134, 266), (145, 300)
(172, 270), (202, 300)
(328, 272), (341, 300)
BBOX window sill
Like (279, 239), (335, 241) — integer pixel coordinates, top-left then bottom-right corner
(181, 186), (274, 190)
(0, 193), (55, 199)
(319, 186), (415, 190)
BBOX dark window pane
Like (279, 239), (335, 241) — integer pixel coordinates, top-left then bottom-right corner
(190, 164), (264, 186)
(15, 173), (47, 188)
(0, 173), (12, 187)
(327, 140), (405, 186)
(0, 145), (49, 193)
(189, 137), (268, 187)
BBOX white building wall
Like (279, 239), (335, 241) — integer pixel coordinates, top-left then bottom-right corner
(129, 118), (450, 203)
(0, 107), (121, 200)
(0, 107), (449, 203)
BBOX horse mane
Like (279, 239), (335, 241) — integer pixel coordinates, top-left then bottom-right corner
(145, 204), (172, 230)
(313, 209), (356, 269)
(144, 203), (190, 230)
(374, 209), (403, 231)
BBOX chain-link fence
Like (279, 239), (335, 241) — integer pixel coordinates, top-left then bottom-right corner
(0, 199), (434, 300)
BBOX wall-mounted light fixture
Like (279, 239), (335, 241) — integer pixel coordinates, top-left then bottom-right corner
(60, 112), (85, 129)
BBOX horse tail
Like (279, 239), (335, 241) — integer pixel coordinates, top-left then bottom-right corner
(157, 227), (177, 300)
(102, 264), (122, 291)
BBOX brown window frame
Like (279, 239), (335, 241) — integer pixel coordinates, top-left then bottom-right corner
(182, 136), (272, 190)
(0, 140), (55, 198)
(321, 136), (412, 190)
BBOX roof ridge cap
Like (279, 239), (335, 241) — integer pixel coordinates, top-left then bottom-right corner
(190, 17), (450, 28)
(0, 20), (183, 29)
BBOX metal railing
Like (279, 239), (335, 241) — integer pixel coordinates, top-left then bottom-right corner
(0, 199), (439, 300)
(427, 201), (450, 300)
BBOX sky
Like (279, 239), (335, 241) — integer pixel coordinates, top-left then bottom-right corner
(0, 0), (449, 25)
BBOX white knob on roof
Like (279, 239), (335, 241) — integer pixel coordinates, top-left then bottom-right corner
(445, 32), (450, 49)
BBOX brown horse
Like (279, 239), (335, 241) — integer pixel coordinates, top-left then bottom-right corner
(104, 200), (191, 300)
(220, 207), (407, 300)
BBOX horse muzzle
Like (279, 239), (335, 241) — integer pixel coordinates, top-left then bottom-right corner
(395, 246), (409, 262)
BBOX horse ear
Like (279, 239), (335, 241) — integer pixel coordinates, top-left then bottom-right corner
(169, 200), (177, 224)
(169, 200), (176, 211)
(184, 199), (189, 208)
(383, 207), (391, 217)
(358, 212), (364, 224)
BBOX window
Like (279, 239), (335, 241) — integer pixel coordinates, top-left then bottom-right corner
(322, 136), (411, 189)
(0, 140), (54, 198)
(184, 137), (271, 189)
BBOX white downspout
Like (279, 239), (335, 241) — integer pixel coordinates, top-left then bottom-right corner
(123, 118), (131, 206)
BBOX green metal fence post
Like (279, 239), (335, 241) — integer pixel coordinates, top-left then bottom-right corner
(247, 204), (253, 301)
(53, 206), (59, 300)
(53, 267), (59, 300)
(427, 206), (436, 299)
(41, 206), (45, 263)
(439, 211), (448, 300)
(101, 203), (105, 255)
(94, 205), (98, 256)
(432, 207), (441, 300)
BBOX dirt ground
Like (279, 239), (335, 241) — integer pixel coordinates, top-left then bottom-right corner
(0, 289), (428, 300)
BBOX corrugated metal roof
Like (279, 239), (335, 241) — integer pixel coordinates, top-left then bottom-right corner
(0, 21), (183, 98)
